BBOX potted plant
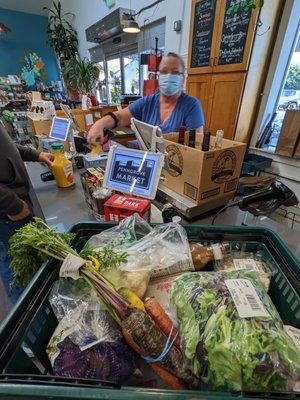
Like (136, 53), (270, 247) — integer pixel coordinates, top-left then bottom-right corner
(63, 58), (100, 109)
(43, 1), (78, 63)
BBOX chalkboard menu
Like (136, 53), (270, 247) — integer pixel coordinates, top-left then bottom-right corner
(218, 0), (252, 65)
(191, 0), (216, 68)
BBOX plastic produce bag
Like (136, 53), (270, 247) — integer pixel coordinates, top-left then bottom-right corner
(214, 250), (275, 291)
(119, 222), (194, 279)
(171, 270), (300, 392)
(47, 279), (136, 383)
(86, 214), (152, 250)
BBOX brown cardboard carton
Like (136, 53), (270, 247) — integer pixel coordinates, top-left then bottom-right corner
(276, 110), (300, 157)
(293, 140), (300, 160)
(28, 117), (52, 137)
(162, 133), (246, 206)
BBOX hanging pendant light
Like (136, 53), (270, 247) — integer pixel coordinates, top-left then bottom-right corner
(123, 0), (140, 33)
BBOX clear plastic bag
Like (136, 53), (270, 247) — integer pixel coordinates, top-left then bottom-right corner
(214, 250), (276, 291)
(119, 222), (194, 278)
(47, 279), (136, 383)
(171, 270), (300, 392)
(86, 213), (152, 251)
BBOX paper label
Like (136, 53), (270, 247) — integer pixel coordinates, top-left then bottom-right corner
(59, 253), (85, 280)
(284, 325), (300, 351)
(211, 244), (223, 260)
(150, 259), (194, 279)
(233, 258), (260, 272)
(225, 279), (269, 318)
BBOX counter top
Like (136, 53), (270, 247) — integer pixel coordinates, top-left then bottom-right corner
(26, 162), (300, 259)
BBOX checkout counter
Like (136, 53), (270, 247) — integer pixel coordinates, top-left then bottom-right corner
(26, 160), (300, 259)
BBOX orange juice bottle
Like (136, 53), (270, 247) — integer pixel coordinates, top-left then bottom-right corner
(51, 143), (75, 188)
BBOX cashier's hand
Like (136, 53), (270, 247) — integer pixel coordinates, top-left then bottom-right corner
(38, 152), (54, 168)
(87, 124), (104, 144)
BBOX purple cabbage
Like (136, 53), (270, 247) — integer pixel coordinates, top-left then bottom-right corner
(53, 337), (136, 383)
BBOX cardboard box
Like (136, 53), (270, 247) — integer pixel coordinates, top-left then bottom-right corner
(162, 133), (246, 206)
(28, 117), (52, 137)
(276, 110), (300, 157)
(293, 140), (300, 160)
(104, 194), (151, 222)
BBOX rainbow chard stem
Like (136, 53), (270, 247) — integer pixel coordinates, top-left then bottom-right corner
(81, 268), (131, 321)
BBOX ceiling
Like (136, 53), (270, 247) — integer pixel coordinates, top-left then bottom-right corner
(0, 0), (53, 15)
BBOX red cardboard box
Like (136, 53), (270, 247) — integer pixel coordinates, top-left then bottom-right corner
(104, 194), (151, 222)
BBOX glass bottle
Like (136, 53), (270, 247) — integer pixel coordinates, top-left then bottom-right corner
(202, 131), (211, 151)
(190, 242), (231, 270)
(215, 130), (224, 149)
(178, 125), (186, 145)
(51, 143), (75, 188)
(188, 129), (196, 148)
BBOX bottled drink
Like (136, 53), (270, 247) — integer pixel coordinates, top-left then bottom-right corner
(202, 131), (211, 151)
(51, 143), (75, 188)
(189, 242), (231, 270)
(178, 125), (185, 145)
(215, 130), (224, 149)
(188, 129), (196, 148)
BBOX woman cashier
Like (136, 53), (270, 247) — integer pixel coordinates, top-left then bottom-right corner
(88, 52), (204, 143)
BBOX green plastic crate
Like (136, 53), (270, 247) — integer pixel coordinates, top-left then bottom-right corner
(0, 223), (299, 400)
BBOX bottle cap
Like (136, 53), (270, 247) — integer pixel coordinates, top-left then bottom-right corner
(172, 216), (182, 224)
(51, 142), (63, 150)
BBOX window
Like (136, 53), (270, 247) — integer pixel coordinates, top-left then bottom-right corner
(122, 53), (140, 95)
(107, 57), (122, 104)
(252, 0), (300, 152)
(260, 32), (300, 151)
(96, 61), (107, 104)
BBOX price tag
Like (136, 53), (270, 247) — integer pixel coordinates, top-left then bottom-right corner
(59, 253), (85, 280)
(233, 259), (260, 272)
(284, 325), (300, 351)
(225, 279), (269, 318)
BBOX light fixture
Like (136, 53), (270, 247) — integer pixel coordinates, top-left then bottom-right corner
(123, 0), (140, 34)
(123, 17), (140, 33)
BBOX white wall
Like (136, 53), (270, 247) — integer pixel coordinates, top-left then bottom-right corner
(58, 0), (192, 60)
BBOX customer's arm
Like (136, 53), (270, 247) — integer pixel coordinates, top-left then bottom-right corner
(88, 107), (133, 144)
(0, 184), (30, 220)
(17, 145), (54, 167)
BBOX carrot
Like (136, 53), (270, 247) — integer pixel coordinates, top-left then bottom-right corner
(145, 297), (181, 348)
(123, 326), (186, 390)
(122, 327), (147, 356)
(122, 309), (200, 388)
(151, 363), (186, 389)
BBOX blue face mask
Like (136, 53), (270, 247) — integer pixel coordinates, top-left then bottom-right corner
(159, 74), (183, 96)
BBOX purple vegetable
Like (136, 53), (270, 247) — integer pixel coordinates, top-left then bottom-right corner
(53, 337), (136, 383)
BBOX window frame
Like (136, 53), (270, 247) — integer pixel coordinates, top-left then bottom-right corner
(250, 0), (300, 150)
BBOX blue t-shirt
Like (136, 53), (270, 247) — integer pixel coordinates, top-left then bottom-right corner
(129, 92), (204, 133)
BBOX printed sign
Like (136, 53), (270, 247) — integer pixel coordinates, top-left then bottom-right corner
(104, 146), (164, 199)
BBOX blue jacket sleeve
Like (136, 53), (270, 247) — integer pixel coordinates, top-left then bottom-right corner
(129, 97), (146, 121)
(184, 98), (205, 130)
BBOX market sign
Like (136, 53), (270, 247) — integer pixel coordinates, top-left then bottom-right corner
(103, 146), (164, 199)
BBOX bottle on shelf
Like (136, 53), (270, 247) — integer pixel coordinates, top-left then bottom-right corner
(202, 131), (211, 151)
(215, 130), (224, 149)
(178, 125), (186, 145)
(188, 129), (196, 148)
(51, 143), (75, 188)
(189, 242), (231, 270)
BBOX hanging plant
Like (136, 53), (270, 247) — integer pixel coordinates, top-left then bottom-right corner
(226, 0), (264, 15)
(43, 1), (78, 62)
